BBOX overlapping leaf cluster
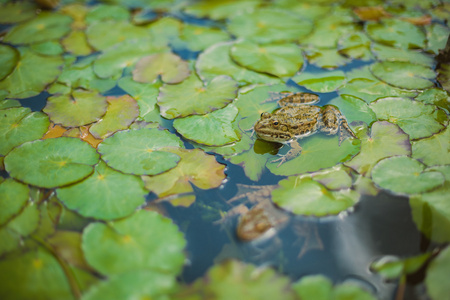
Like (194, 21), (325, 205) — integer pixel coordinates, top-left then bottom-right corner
(0, 0), (449, 299)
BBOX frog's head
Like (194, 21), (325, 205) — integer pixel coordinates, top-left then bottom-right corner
(254, 112), (293, 143)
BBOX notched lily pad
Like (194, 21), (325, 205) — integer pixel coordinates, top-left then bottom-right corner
(5, 137), (99, 188)
(292, 70), (346, 93)
(133, 52), (190, 84)
(98, 128), (183, 176)
(412, 127), (450, 166)
(366, 18), (426, 49)
(338, 32), (373, 61)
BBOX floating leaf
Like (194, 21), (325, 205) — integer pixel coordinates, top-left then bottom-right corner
(196, 41), (281, 85)
(303, 48), (351, 69)
(426, 246), (450, 299)
(353, 6), (390, 21)
(271, 1), (331, 20)
(0, 1), (38, 24)
(0, 44), (19, 81)
(372, 156), (445, 195)
(415, 88), (450, 112)
(3, 12), (72, 45)
(292, 70), (345, 93)
(0, 48), (63, 99)
(366, 18), (426, 49)
(57, 161), (146, 220)
(173, 104), (240, 146)
(310, 165), (354, 191)
(371, 43), (435, 67)
(228, 146), (272, 182)
(30, 41), (64, 56)
(412, 127), (450, 166)
(0, 179), (29, 226)
(371, 61), (435, 90)
(0, 107), (50, 156)
(85, 4), (130, 23)
(345, 121), (411, 176)
(61, 30), (93, 56)
(98, 128), (182, 175)
(370, 97), (447, 140)
(133, 52), (190, 84)
(272, 177), (359, 216)
(426, 23), (450, 54)
(338, 32), (373, 61)
(228, 8), (312, 43)
(437, 63), (450, 93)
(371, 253), (432, 280)
(174, 24), (230, 52)
(230, 40), (303, 78)
(328, 95), (377, 125)
(147, 16), (182, 45)
(184, 0), (261, 20)
(5, 137), (99, 188)
(82, 210), (186, 276)
(142, 148), (225, 207)
(158, 74), (237, 119)
(89, 95), (139, 139)
(0, 99), (21, 110)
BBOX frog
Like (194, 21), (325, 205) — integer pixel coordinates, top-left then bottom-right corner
(254, 92), (357, 166)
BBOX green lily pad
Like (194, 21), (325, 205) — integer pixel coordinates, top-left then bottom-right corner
(0, 1), (38, 24)
(0, 44), (19, 81)
(230, 41), (303, 78)
(30, 41), (64, 56)
(0, 179), (29, 226)
(345, 121), (411, 176)
(415, 88), (450, 112)
(5, 137), (99, 188)
(310, 165), (354, 191)
(196, 41), (281, 85)
(173, 104), (240, 146)
(228, 146), (273, 182)
(158, 74), (237, 119)
(370, 97), (447, 140)
(180, 260), (294, 299)
(426, 23), (450, 54)
(228, 8), (312, 44)
(272, 176), (359, 216)
(338, 32), (373, 61)
(371, 43), (435, 67)
(57, 161), (146, 220)
(184, 0), (261, 20)
(0, 99), (21, 110)
(0, 249), (73, 300)
(98, 128), (182, 175)
(133, 52), (190, 84)
(44, 89), (108, 127)
(173, 24), (230, 52)
(366, 18), (426, 49)
(5, 202), (39, 240)
(292, 70), (346, 93)
(143, 148), (225, 207)
(438, 63), (450, 93)
(303, 48), (351, 69)
(371, 253), (432, 280)
(85, 4), (130, 23)
(147, 17), (182, 46)
(0, 107), (50, 156)
(82, 210), (186, 276)
(267, 134), (360, 176)
(89, 95), (139, 139)
(412, 126), (450, 166)
(339, 66), (417, 103)
(82, 270), (177, 300)
(370, 61), (436, 90)
(372, 156), (445, 195)
(271, 1), (331, 20)
(426, 246), (450, 299)
(328, 95), (377, 125)
(0, 48), (63, 99)
(4, 12), (72, 45)
(61, 30), (93, 56)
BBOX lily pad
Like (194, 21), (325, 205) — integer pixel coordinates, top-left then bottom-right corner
(30, 41), (64, 56)
(196, 41), (281, 85)
(292, 70), (346, 93)
(271, 1), (331, 20)
(426, 23), (450, 54)
(82, 210), (186, 276)
(0, 179), (29, 226)
(158, 74), (237, 119)
(0, 48), (63, 99)
(412, 126), (450, 166)
(98, 128), (182, 175)
(303, 48), (352, 69)
(173, 24), (230, 52)
(415, 88), (450, 112)
(228, 146), (273, 182)
(272, 176), (359, 216)
(142, 148), (225, 207)
(85, 4), (130, 23)
(345, 121), (411, 176)
(184, 0), (261, 20)
(365, 18), (426, 49)
(0, 107), (50, 156)
(57, 161), (146, 220)
(338, 32), (373, 61)
(426, 246), (450, 300)
(228, 8), (312, 44)
(133, 52), (190, 84)
(372, 156), (445, 195)
(0, 1), (38, 24)
(44, 89), (108, 127)
(370, 61), (436, 90)
(89, 95), (139, 139)
(173, 104), (240, 146)
(3, 12), (72, 45)
(0, 44), (19, 81)
(0, 99), (21, 110)
(371, 253), (432, 280)
(61, 30), (93, 56)
(328, 95), (377, 125)
(5, 137), (99, 188)
(230, 41), (303, 78)
(371, 43), (435, 67)
(370, 97), (447, 140)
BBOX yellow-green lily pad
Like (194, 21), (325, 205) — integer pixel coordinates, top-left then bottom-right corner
(3, 12), (72, 45)
(426, 23), (450, 54)
(0, 107), (50, 156)
(292, 70), (346, 93)
(372, 156), (445, 195)
(61, 30), (93, 56)
(98, 128), (182, 175)
(184, 0), (261, 20)
(158, 74), (237, 119)
(5, 137), (99, 188)
(366, 18), (426, 49)
(415, 88), (450, 112)
(133, 52), (190, 84)
(230, 40), (304, 78)
(0, 179), (29, 226)
(412, 127), (450, 166)
(85, 4), (130, 23)
(0, 1), (38, 24)
(57, 161), (146, 220)
(426, 246), (450, 299)
(173, 104), (240, 146)
(345, 121), (411, 176)
(228, 8), (312, 44)
(0, 44), (19, 81)
(82, 210), (186, 276)
(371, 61), (436, 90)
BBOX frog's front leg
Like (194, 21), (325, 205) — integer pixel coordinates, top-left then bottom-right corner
(271, 140), (302, 167)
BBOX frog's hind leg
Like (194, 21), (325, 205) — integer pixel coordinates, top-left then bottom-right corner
(338, 118), (357, 145)
(320, 105), (356, 145)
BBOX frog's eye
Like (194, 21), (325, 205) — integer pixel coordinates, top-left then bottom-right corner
(272, 121), (279, 126)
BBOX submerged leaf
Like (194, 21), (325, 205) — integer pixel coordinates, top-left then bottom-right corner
(133, 52), (190, 84)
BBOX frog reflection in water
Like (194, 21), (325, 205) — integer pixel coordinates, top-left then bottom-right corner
(254, 92), (357, 166)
